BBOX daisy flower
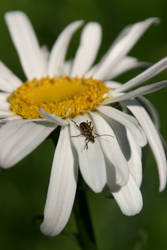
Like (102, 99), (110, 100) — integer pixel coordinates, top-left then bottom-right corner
(0, 11), (167, 236)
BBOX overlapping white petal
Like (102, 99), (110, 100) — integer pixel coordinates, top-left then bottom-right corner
(0, 115), (21, 124)
(0, 61), (22, 92)
(116, 57), (167, 92)
(0, 111), (14, 119)
(0, 93), (14, 118)
(40, 108), (69, 126)
(41, 126), (77, 236)
(98, 105), (147, 147)
(105, 80), (167, 104)
(0, 120), (55, 168)
(0, 100), (10, 111)
(40, 45), (49, 62)
(124, 99), (167, 191)
(70, 115), (107, 193)
(62, 60), (73, 75)
(0, 92), (9, 101)
(5, 11), (47, 80)
(48, 20), (83, 77)
(112, 174), (143, 216)
(108, 117), (142, 187)
(71, 22), (102, 77)
(104, 56), (148, 80)
(126, 130), (142, 187)
(105, 81), (122, 89)
(90, 112), (129, 188)
(138, 96), (160, 129)
(93, 18), (158, 80)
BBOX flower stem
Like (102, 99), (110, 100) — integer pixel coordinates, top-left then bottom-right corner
(74, 180), (98, 250)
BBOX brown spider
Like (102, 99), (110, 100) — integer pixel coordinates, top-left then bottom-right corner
(71, 120), (113, 150)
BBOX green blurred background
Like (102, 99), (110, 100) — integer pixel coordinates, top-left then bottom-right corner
(0, 0), (167, 249)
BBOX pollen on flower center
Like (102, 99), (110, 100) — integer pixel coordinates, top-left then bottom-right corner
(8, 76), (110, 119)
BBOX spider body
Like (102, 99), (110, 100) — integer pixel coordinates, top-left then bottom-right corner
(78, 121), (95, 144)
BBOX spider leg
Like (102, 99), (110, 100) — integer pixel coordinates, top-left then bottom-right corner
(71, 134), (83, 137)
(84, 136), (90, 150)
(84, 140), (89, 150)
(71, 119), (79, 128)
(87, 121), (92, 126)
(94, 133), (114, 138)
(94, 132), (100, 136)
(90, 125), (94, 131)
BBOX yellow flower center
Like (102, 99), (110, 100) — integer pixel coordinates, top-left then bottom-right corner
(8, 76), (110, 119)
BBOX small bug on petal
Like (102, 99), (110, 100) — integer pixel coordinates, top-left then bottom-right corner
(71, 120), (113, 150)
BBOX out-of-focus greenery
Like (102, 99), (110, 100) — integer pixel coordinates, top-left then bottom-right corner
(0, 0), (167, 250)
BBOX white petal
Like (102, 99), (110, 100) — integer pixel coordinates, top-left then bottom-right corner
(48, 21), (83, 77)
(105, 81), (122, 89)
(41, 126), (77, 236)
(5, 11), (47, 80)
(126, 130), (142, 187)
(161, 136), (167, 157)
(71, 22), (102, 77)
(62, 60), (73, 75)
(40, 108), (69, 126)
(85, 64), (97, 78)
(0, 61), (22, 92)
(0, 110), (14, 118)
(98, 105), (147, 147)
(41, 45), (49, 62)
(107, 117), (142, 187)
(111, 24), (136, 48)
(116, 57), (167, 92)
(105, 56), (148, 80)
(0, 120), (55, 168)
(112, 175), (143, 216)
(93, 18), (158, 80)
(0, 100), (10, 111)
(138, 96), (160, 129)
(105, 80), (167, 104)
(90, 112), (129, 188)
(0, 93), (9, 101)
(124, 99), (167, 191)
(0, 115), (21, 124)
(70, 115), (106, 193)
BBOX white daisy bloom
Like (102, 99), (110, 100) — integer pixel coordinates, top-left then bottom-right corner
(0, 11), (167, 236)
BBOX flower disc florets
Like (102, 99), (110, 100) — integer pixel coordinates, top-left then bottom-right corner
(8, 76), (110, 119)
